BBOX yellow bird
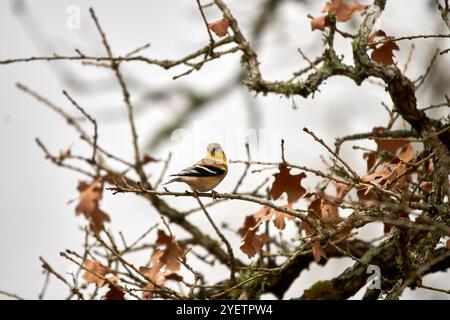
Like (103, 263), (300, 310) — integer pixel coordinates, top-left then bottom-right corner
(163, 143), (228, 193)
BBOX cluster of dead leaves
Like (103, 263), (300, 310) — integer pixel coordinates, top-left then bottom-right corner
(359, 128), (417, 201)
(310, 0), (367, 31)
(301, 185), (352, 262)
(239, 164), (306, 258)
(368, 30), (400, 65)
(357, 127), (428, 232)
(238, 164), (351, 263)
(75, 178), (110, 234)
(82, 259), (124, 300)
(309, 2), (400, 66)
(139, 229), (187, 299)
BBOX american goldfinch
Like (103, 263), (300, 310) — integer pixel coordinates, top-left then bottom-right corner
(163, 143), (228, 193)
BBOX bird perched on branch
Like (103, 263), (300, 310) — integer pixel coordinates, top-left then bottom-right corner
(163, 143), (228, 196)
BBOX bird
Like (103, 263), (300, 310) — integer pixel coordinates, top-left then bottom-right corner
(163, 143), (228, 196)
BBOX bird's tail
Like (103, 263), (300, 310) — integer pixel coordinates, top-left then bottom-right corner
(162, 177), (181, 186)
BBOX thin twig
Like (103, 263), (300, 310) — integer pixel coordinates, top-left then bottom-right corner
(303, 127), (360, 180)
(196, 0), (216, 47)
(35, 138), (95, 177)
(414, 48), (440, 89)
(38, 270), (51, 300)
(62, 90), (98, 163)
(193, 192), (236, 282)
(418, 284), (450, 295)
(89, 7), (145, 182)
(125, 43), (151, 58)
(232, 142), (250, 193)
(154, 152), (172, 188)
(367, 33), (450, 46)
(39, 257), (84, 300)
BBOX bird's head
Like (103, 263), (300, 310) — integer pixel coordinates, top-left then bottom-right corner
(206, 143), (227, 165)
(207, 143), (222, 154)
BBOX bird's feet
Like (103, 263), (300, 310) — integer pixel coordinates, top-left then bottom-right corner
(211, 190), (219, 200)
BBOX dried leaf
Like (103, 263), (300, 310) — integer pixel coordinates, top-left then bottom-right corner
(165, 273), (183, 282)
(361, 166), (391, 183)
(140, 251), (164, 282)
(156, 229), (187, 272)
(312, 241), (327, 263)
(368, 30), (400, 65)
(240, 227), (269, 259)
(333, 182), (350, 200)
(397, 144), (415, 163)
(82, 259), (110, 287)
(238, 215), (258, 237)
(270, 164), (307, 203)
(253, 205), (271, 222)
(372, 127), (409, 153)
(301, 198), (321, 236)
(272, 208), (295, 230)
(357, 187), (376, 201)
(302, 197), (350, 241)
(310, 15), (329, 31)
(311, 0), (366, 31)
(139, 251), (166, 299)
(363, 152), (377, 171)
(75, 179), (110, 234)
(323, 0), (367, 22)
(321, 203), (339, 221)
(104, 283), (125, 300)
(208, 18), (229, 37)
(419, 181), (432, 192)
(252, 204), (295, 230)
(143, 154), (157, 165)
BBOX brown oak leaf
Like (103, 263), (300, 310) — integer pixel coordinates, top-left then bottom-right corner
(104, 283), (125, 300)
(364, 152), (378, 171)
(139, 250), (167, 299)
(333, 181), (350, 200)
(323, 0), (367, 22)
(240, 227), (269, 259)
(238, 215), (259, 237)
(272, 207), (295, 230)
(368, 30), (400, 65)
(165, 273), (183, 282)
(75, 178), (110, 234)
(208, 18), (229, 37)
(155, 229), (188, 272)
(310, 15), (329, 31)
(372, 127), (409, 153)
(302, 196), (350, 248)
(312, 241), (327, 263)
(82, 259), (111, 287)
(397, 143), (415, 163)
(252, 204), (295, 230)
(270, 164), (307, 203)
(142, 154), (157, 165)
(311, 0), (367, 30)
